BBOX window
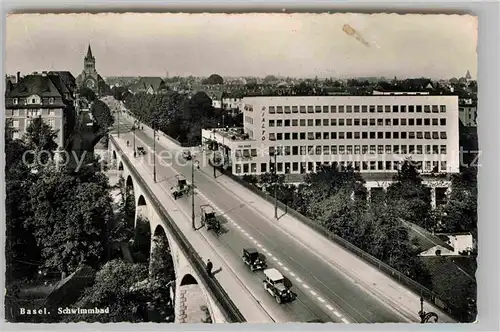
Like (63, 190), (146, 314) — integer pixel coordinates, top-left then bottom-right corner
(12, 119), (19, 128)
(401, 132), (407, 139)
(269, 106), (275, 114)
(300, 119), (306, 126)
(416, 145), (423, 154)
(385, 119), (391, 126)
(284, 146), (291, 155)
(370, 145), (376, 154)
(339, 119), (345, 126)
(401, 145), (407, 154)
(284, 133), (290, 140)
(432, 132), (439, 139)
(49, 97), (55, 104)
(323, 145), (330, 155)
(331, 119), (337, 126)
(300, 146), (306, 155)
(315, 106), (322, 113)
(345, 119), (352, 126)
(284, 119), (290, 127)
(392, 105), (399, 113)
(378, 145), (384, 154)
(416, 118), (422, 126)
(235, 164), (242, 174)
(409, 145), (415, 154)
(277, 133), (283, 140)
(339, 145), (345, 154)
(369, 119), (375, 126)
(377, 118), (383, 126)
(292, 106), (298, 113)
(354, 145), (360, 154)
(300, 132), (306, 140)
(347, 106), (353, 113)
(315, 132), (322, 140)
(361, 105), (368, 113)
(13, 98), (18, 105)
(284, 106), (291, 114)
(409, 119), (415, 126)
(401, 105), (407, 113)
(261, 163), (267, 173)
(331, 105), (337, 113)
(338, 132), (345, 139)
(393, 145), (399, 154)
(353, 119), (360, 126)
(393, 119), (399, 126)
(354, 132), (360, 139)
(331, 145), (337, 154)
(346, 132), (353, 139)
(440, 132), (447, 139)
(308, 119), (314, 126)
(440, 161), (447, 171)
(385, 132), (391, 139)
(424, 105), (431, 113)
(424, 132), (431, 139)
(354, 105), (360, 113)
(362, 118), (368, 126)
(385, 145), (392, 154)
(433, 145), (439, 154)
(369, 105), (375, 113)
(393, 132), (399, 139)
(300, 106), (306, 113)
(346, 145), (353, 154)
(408, 132), (415, 139)
(370, 161), (376, 170)
(425, 161), (431, 171)
(409, 105), (415, 112)
(308, 146), (314, 155)
(377, 105), (383, 113)
(331, 132), (337, 139)
(307, 106), (314, 113)
(385, 105), (391, 113)
(339, 106), (345, 113)
(401, 119), (407, 126)
(277, 106), (283, 114)
(432, 118), (438, 126)
(292, 162), (299, 172)
(416, 105), (422, 113)
(440, 118), (447, 126)
(425, 145), (431, 154)
(432, 105), (439, 113)
(269, 120), (275, 127)
(292, 119), (298, 126)
(308, 132), (315, 140)
(440, 145), (447, 154)
(370, 132), (376, 139)
(424, 119), (430, 126)
(323, 132), (329, 139)
(362, 145), (368, 154)
(292, 132), (298, 140)
(316, 146), (322, 155)
(440, 105), (446, 113)
(277, 120), (283, 127)
(315, 119), (321, 126)
(277, 163), (283, 172)
(251, 163), (257, 173)
(417, 132), (423, 139)
(362, 132), (368, 139)
(322, 105), (329, 113)
(377, 132), (383, 139)
(377, 161), (383, 170)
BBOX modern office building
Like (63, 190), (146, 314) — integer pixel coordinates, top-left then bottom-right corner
(203, 93), (459, 180)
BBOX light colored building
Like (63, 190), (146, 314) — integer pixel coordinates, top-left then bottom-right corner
(5, 71), (76, 148)
(458, 102), (477, 127)
(202, 94), (459, 192)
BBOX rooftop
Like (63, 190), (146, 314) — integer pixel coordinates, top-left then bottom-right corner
(264, 268), (283, 281)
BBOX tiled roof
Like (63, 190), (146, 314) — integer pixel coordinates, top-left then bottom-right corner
(134, 76), (165, 92)
(49, 71), (77, 92)
(7, 74), (63, 98)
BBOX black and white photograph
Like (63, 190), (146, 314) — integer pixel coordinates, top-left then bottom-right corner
(4, 12), (478, 324)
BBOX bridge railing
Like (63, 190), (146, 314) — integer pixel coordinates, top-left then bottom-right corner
(214, 164), (464, 322)
(110, 136), (246, 323)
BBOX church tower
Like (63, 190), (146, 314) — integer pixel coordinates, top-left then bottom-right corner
(84, 45), (96, 75)
(76, 44), (103, 97)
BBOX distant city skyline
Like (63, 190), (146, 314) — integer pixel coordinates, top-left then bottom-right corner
(6, 13), (477, 80)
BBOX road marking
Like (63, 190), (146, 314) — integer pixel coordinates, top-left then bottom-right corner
(277, 262), (283, 266)
(326, 305), (333, 311)
(249, 236), (254, 240)
(272, 257), (278, 261)
(289, 272), (295, 277)
(283, 267), (289, 271)
(334, 311), (341, 317)
(296, 277), (302, 283)
(236, 225), (241, 229)
(267, 253), (273, 258)
(309, 290), (317, 296)
(341, 318), (350, 324)
(257, 244), (263, 248)
(262, 248), (268, 252)
(302, 284), (310, 289)
(252, 240), (258, 244)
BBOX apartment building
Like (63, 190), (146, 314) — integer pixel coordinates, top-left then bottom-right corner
(202, 94), (459, 181)
(5, 71), (77, 149)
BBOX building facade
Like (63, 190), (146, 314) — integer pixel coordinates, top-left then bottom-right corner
(5, 71), (77, 148)
(76, 45), (108, 97)
(202, 94), (459, 181)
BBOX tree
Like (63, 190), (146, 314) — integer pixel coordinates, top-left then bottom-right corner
(79, 87), (97, 103)
(91, 100), (114, 139)
(26, 165), (114, 276)
(439, 167), (478, 237)
(24, 117), (59, 164)
(203, 74), (223, 85)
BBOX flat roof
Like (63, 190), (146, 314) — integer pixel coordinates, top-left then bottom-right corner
(264, 268), (283, 281)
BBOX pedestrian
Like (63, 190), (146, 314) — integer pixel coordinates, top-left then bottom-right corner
(126, 140), (130, 147)
(206, 259), (213, 277)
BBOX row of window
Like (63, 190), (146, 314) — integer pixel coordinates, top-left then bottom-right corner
(234, 144), (447, 160)
(269, 130), (448, 141)
(10, 118), (56, 129)
(12, 97), (55, 105)
(234, 160), (448, 174)
(268, 117), (447, 128)
(7, 109), (57, 117)
(267, 104), (447, 114)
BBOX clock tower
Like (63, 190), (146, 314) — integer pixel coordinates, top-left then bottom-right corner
(76, 44), (107, 97)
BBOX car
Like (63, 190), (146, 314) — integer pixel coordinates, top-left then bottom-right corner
(137, 146), (146, 155)
(170, 175), (188, 200)
(182, 150), (192, 160)
(200, 205), (221, 235)
(242, 248), (267, 271)
(263, 268), (296, 304)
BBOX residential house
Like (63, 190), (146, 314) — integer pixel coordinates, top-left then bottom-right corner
(419, 232), (475, 257)
(5, 71), (77, 149)
(130, 77), (167, 94)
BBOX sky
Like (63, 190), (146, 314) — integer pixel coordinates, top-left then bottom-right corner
(6, 13), (477, 79)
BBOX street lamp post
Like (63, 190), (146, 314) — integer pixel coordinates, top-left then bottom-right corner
(153, 121), (157, 182)
(418, 297), (438, 323)
(191, 157), (196, 230)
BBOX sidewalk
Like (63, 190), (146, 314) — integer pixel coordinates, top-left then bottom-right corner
(113, 137), (274, 323)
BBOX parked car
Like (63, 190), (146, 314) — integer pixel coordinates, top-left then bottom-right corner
(263, 268), (296, 304)
(242, 248), (267, 271)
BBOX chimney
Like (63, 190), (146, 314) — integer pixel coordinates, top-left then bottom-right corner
(16, 71), (20, 83)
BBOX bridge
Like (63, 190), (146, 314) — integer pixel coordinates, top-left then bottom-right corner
(103, 107), (457, 324)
